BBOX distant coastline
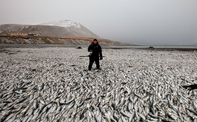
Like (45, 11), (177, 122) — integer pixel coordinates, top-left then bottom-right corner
(0, 44), (197, 51)
(104, 45), (197, 51)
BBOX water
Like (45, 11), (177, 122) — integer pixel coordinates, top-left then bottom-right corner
(106, 45), (197, 49)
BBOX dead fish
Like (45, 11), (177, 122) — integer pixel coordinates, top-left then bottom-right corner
(34, 100), (39, 109)
(68, 100), (75, 109)
(45, 106), (51, 114)
(149, 103), (155, 115)
(85, 97), (92, 101)
(77, 99), (85, 109)
(60, 97), (75, 106)
(103, 116), (111, 122)
(128, 96), (134, 103)
(57, 113), (64, 122)
(186, 108), (197, 116)
(40, 83), (44, 90)
(74, 87), (81, 91)
(3, 101), (11, 104)
(17, 96), (29, 104)
(130, 111), (136, 121)
(38, 104), (47, 116)
(112, 112), (119, 122)
(40, 100), (46, 105)
(120, 111), (130, 119)
(55, 106), (62, 115)
(79, 108), (88, 120)
(111, 103), (116, 111)
(134, 93), (141, 99)
(148, 113), (159, 119)
(166, 112), (178, 121)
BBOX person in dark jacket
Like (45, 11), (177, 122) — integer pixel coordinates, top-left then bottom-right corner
(88, 39), (103, 70)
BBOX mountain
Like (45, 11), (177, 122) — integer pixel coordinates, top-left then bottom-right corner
(0, 20), (100, 38)
(0, 20), (132, 45)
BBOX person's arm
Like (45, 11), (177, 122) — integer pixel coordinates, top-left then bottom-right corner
(99, 46), (103, 59)
(88, 45), (92, 52)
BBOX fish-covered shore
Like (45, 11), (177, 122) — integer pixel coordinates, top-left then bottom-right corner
(0, 47), (197, 122)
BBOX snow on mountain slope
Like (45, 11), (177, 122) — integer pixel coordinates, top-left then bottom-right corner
(37, 20), (100, 38)
(39, 20), (81, 28)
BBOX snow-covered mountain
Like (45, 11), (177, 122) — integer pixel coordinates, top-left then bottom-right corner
(0, 20), (100, 38)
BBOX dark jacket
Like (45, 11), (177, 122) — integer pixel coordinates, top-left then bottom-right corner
(88, 43), (102, 59)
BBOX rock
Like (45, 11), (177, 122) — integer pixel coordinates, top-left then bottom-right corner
(31, 69), (36, 72)
(182, 84), (197, 90)
(77, 46), (82, 49)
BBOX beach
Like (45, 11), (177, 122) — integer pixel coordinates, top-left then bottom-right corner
(0, 47), (197, 121)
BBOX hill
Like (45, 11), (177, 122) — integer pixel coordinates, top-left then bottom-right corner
(0, 35), (131, 45)
(0, 20), (133, 45)
(0, 20), (100, 38)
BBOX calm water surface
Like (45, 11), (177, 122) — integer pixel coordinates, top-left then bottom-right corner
(107, 45), (197, 49)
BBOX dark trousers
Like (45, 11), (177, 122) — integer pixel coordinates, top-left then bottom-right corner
(88, 57), (100, 70)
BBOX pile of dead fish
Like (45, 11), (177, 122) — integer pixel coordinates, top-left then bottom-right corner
(0, 47), (197, 122)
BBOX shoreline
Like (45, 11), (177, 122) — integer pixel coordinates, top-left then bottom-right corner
(0, 44), (197, 51)
(135, 47), (197, 51)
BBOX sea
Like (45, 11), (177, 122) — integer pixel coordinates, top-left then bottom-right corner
(110, 45), (197, 48)
(105, 45), (197, 50)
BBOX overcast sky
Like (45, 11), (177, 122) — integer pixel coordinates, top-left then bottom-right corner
(0, 0), (197, 45)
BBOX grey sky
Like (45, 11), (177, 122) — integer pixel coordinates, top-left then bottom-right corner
(0, 0), (197, 45)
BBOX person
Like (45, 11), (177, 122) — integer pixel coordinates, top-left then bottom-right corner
(88, 39), (103, 70)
